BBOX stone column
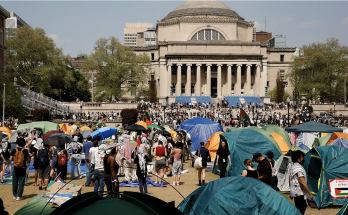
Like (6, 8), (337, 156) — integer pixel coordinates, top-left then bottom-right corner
(159, 62), (167, 102)
(245, 64), (251, 95)
(227, 64), (232, 95)
(262, 63), (268, 96)
(196, 64), (201, 96)
(206, 64), (211, 96)
(217, 64), (222, 98)
(176, 64), (182, 96)
(167, 64), (172, 96)
(236, 64), (241, 95)
(186, 64), (192, 96)
(256, 64), (261, 96)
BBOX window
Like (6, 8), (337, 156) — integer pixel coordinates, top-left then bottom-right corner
(191, 29), (226, 41)
(280, 55), (285, 62)
(280, 70), (285, 80)
(172, 66), (177, 76)
(241, 70), (245, 76)
(131, 85), (136, 96)
(151, 53), (154, 61)
(182, 66), (187, 76)
(181, 83), (185, 95)
(191, 83), (195, 94)
(0, 16), (3, 28)
(191, 66), (196, 76)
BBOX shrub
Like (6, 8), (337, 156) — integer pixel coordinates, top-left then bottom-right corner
(32, 108), (50, 121)
(120, 108), (139, 127)
(74, 122), (82, 127)
(52, 119), (63, 124)
(302, 103), (313, 113)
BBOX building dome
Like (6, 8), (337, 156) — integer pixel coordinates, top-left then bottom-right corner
(162, 0), (243, 21)
(77, 51), (87, 58)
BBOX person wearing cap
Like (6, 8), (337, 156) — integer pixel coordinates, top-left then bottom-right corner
(67, 136), (84, 180)
(252, 152), (272, 186)
(266, 151), (278, 190)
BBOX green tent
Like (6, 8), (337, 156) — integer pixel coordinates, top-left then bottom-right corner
(14, 193), (55, 215)
(262, 125), (292, 149)
(285, 121), (343, 133)
(51, 192), (183, 215)
(147, 124), (165, 130)
(177, 176), (302, 215)
(17, 121), (60, 134)
(213, 128), (281, 176)
(303, 146), (348, 208)
(337, 203), (348, 215)
(312, 135), (330, 147)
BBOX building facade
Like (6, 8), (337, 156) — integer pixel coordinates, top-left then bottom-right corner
(5, 12), (28, 40)
(130, 0), (296, 103)
(0, 5), (10, 75)
(124, 23), (153, 46)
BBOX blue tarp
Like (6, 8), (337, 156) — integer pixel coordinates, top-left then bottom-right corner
(298, 143), (311, 151)
(213, 128), (281, 176)
(303, 146), (348, 208)
(176, 117), (223, 151)
(329, 137), (348, 148)
(119, 178), (166, 188)
(177, 176), (302, 215)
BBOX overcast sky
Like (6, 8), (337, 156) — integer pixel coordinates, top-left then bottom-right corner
(2, 1), (348, 57)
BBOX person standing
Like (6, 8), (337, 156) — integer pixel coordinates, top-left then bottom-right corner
(134, 147), (150, 195)
(241, 159), (258, 178)
(121, 138), (137, 182)
(82, 135), (94, 186)
(104, 146), (119, 198)
(266, 151), (278, 190)
(252, 153), (272, 186)
(72, 129), (84, 144)
(171, 145), (182, 186)
(37, 143), (51, 190)
(215, 140), (232, 178)
(289, 151), (313, 215)
(195, 142), (211, 186)
(67, 136), (83, 179)
(10, 138), (30, 201)
(94, 145), (106, 196)
(1, 137), (11, 184)
(153, 141), (167, 184)
(56, 144), (68, 182)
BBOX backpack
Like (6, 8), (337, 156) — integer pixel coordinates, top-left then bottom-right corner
(38, 149), (49, 166)
(13, 148), (25, 168)
(57, 150), (67, 166)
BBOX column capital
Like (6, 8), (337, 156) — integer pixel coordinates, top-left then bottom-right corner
(256, 64), (261, 67)
(236, 64), (242, 67)
(227, 64), (233, 67)
(196, 63), (202, 67)
(206, 64), (212, 67)
(177, 64), (182, 67)
(186, 64), (192, 67)
(167, 63), (173, 67)
(217, 64), (223, 67)
(246, 64), (252, 67)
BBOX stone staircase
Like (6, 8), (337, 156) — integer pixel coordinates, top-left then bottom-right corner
(212, 97), (220, 105)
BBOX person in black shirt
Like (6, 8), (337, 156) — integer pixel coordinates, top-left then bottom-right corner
(241, 159), (258, 179)
(10, 138), (30, 201)
(72, 128), (84, 144)
(252, 153), (272, 186)
(215, 140), (231, 178)
(1, 138), (12, 184)
(134, 151), (150, 195)
(266, 151), (278, 190)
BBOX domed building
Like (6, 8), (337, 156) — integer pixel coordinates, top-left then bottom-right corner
(131, 0), (296, 104)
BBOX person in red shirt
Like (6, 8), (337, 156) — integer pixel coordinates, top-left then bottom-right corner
(153, 141), (167, 184)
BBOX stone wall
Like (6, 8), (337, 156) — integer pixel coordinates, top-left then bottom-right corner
(311, 104), (347, 116)
(67, 102), (138, 113)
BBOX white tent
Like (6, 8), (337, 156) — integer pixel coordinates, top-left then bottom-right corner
(275, 155), (292, 192)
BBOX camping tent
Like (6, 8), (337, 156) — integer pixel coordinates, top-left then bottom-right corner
(177, 176), (302, 215)
(337, 203), (348, 215)
(270, 133), (290, 155)
(285, 121), (343, 133)
(312, 136), (330, 147)
(329, 137), (348, 148)
(0, 127), (12, 137)
(213, 128), (281, 176)
(205, 131), (223, 160)
(303, 146), (348, 208)
(326, 132), (348, 145)
(274, 155), (292, 191)
(17, 121), (60, 134)
(135, 121), (147, 129)
(176, 117), (223, 151)
(14, 193), (55, 215)
(262, 125), (292, 149)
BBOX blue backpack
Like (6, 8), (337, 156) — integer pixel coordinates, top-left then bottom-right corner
(38, 149), (49, 166)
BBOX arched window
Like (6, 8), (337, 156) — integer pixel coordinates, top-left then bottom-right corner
(191, 29), (225, 41)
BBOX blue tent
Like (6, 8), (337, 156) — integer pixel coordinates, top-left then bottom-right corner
(329, 137), (348, 148)
(177, 176), (301, 215)
(213, 128), (281, 176)
(303, 146), (348, 208)
(337, 203), (348, 215)
(177, 117), (223, 151)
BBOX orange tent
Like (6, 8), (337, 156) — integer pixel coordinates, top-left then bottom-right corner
(0, 127), (12, 138)
(135, 121), (147, 129)
(65, 126), (75, 136)
(59, 124), (67, 132)
(205, 132), (223, 160)
(270, 133), (290, 155)
(80, 126), (92, 132)
(168, 130), (177, 138)
(326, 132), (348, 145)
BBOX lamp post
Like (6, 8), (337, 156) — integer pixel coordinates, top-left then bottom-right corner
(80, 101), (83, 121)
(252, 102), (255, 123)
(287, 97), (291, 127)
(163, 105), (166, 124)
(2, 83), (5, 126)
(222, 98), (228, 121)
(334, 103), (336, 119)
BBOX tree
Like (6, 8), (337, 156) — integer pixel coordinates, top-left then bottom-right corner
(276, 71), (285, 103)
(149, 79), (157, 103)
(82, 37), (151, 101)
(6, 26), (72, 95)
(120, 109), (138, 127)
(288, 38), (348, 103)
(32, 108), (50, 121)
(0, 77), (24, 119)
(268, 87), (291, 103)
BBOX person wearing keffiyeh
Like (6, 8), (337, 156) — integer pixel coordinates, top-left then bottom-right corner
(134, 144), (150, 195)
(121, 137), (137, 182)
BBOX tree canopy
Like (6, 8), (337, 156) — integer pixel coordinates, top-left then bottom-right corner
(82, 37), (152, 101)
(288, 38), (348, 103)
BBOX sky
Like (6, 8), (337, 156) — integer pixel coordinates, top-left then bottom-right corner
(2, 1), (348, 57)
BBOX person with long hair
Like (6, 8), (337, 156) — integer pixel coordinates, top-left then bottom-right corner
(153, 141), (167, 184)
(104, 146), (119, 198)
(241, 159), (258, 178)
(215, 140), (231, 178)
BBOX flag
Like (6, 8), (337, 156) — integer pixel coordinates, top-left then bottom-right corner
(240, 108), (254, 124)
(137, 136), (141, 147)
(146, 119), (152, 126)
